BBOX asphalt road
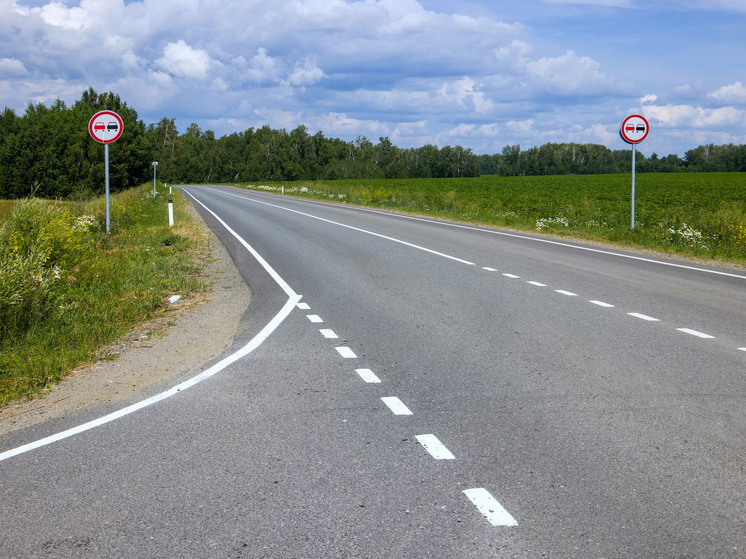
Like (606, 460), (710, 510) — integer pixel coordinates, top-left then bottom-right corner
(1, 184), (744, 558)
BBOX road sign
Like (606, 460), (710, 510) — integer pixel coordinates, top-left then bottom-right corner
(88, 110), (124, 144)
(619, 114), (649, 144)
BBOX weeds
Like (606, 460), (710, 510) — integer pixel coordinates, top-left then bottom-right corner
(0, 185), (208, 404)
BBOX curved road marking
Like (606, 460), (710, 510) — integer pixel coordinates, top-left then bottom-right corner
(0, 189), (301, 463)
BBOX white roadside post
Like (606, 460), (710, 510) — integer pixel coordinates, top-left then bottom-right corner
(88, 110), (124, 233)
(168, 199), (174, 227)
(152, 161), (158, 198)
(619, 114), (650, 229)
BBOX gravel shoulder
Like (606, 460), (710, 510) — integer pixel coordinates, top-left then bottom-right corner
(0, 204), (250, 437)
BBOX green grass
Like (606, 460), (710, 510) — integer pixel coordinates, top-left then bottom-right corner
(0, 185), (211, 404)
(234, 173), (746, 263)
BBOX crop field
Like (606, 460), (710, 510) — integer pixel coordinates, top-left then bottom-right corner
(237, 172), (746, 262)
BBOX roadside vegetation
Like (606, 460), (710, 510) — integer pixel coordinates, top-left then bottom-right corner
(0, 185), (209, 404)
(235, 173), (746, 264)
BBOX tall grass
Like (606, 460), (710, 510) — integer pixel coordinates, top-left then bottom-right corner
(236, 173), (746, 262)
(0, 185), (208, 404)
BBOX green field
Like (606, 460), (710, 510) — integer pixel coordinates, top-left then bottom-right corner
(236, 172), (746, 262)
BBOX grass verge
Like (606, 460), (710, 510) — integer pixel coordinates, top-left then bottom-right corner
(0, 185), (210, 405)
(232, 173), (746, 265)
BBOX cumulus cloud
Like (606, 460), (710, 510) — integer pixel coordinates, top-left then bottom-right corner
(283, 58), (325, 88)
(157, 40), (213, 80)
(710, 82), (746, 104)
(0, 58), (29, 77)
(644, 104), (746, 128)
(526, 50), (614, 94)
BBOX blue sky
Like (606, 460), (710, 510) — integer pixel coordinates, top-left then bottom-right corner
(1, 0), (745, 156)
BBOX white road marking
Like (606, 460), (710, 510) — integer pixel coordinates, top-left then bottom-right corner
(739, 348), (746, 352)
(355, 369), (382, 383)
(527, 281), (546, 287)
(555, 290), (578, 296)
(463, 488), (518, 527)
(320, 329), (338, 339)
(502, 273), (521, 279)
(483, 267), (498, 272)
(415, 434), (455, 460)
(590, 300), (614, 308)
(335, 346), (357, 358)
(677, 328), (715, 339)
(628, 312), (659, 322)
(211, 187), (475, 266)
(381, 397), (413, 415)
(1, 189), (302, 464)
(307, 314), (323, 323)
(297, 302), (311, 310)
(344, 203), (746, 281)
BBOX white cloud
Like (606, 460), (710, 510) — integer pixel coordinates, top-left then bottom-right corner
(243, 48), (278, 83)
(710, 82), (746, 104)
(435, 77), (493, 113)
(0, 58), (28, 77)
(526, 50), (614, 94)
(283, 58), (325, 88)
(641, 94), (658, 104)
(157, 40), (213, 80)
(644, 104), (746, 128)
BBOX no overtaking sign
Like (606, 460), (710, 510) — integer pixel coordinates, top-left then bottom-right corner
(89, 110), (123, 144)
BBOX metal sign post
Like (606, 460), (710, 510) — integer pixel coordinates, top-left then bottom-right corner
(619, 114), (650, 230)
(153, 161), (158, 198)
(89, 110), (124, 233)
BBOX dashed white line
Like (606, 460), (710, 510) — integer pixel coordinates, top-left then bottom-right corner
(307, 314), (323, 323)
(628, 312), (659, 322)
(335, 346), (357, 358)
(463, 488), (518, 527)
(297, 302), (311, 310)
(483, 267), (498, 272)
(502, 273), (521, 279)
(355, 368), (382, 383)
(589, 300), (615, 308)
(320, 329), (338, 339)
(677, 328), (715, 339)
(555, 289), (578, 297)
(739, 348), (746, 352)
(415, 434), (455, 460)
(527, 281), (546, 287)
(381, 397), (413, 415)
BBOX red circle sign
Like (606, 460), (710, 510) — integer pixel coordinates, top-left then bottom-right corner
(89, 110), (124, 144)
(619, 114), (649, 144)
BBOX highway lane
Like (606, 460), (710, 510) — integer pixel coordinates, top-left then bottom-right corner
(1, 183), (744, 558)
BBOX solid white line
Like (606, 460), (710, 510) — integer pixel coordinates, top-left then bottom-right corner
(320, 329), (338, 339)
(381, 397), (413, 415)
(483, 267), (498, 272)
(355, 369), (382, 383)
(307, 314), (323, 323)
(415, 434), (455, 460)
(206, 187), (476, 266)
(589, 300), (615, 308)
(628, 312), (659, 322)
(677, 328), (715, 339)
(1, 189), (303, 464)
(335, 346), (357, 358)
(502, 273), (521, 279)
(297, 302), (310, 310)
(463, 488), (518, 527)
(339, 202), (746, 281)
(555, 289), (578, 296)
(527, 281), (546, 287)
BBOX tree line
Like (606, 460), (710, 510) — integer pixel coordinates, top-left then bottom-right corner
(1, 89), (745, 199)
